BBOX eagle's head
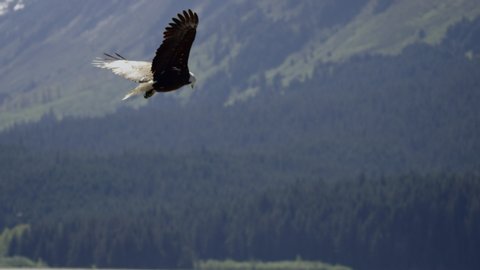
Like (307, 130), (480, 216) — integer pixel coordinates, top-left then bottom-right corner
(189, 71), (197, 88)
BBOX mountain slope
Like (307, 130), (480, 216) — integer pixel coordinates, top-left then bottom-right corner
(1, 2), (480, 269)
(1, 0), (480, 129)
(3, 30), (480, 178)
(267, 0), (480, 85)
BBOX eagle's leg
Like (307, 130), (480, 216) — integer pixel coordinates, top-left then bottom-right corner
(144, 90), (155, 99)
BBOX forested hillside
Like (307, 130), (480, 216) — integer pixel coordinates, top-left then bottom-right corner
(2, 17), (480, 176)
(4, 170), (480, 269)
(1, 14), (480, 269)
(2, 0), (480, 269)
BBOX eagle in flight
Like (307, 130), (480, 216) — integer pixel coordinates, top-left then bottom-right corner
(93, 9), (199, 100)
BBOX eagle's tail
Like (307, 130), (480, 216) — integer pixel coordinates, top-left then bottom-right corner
(123, 81), (155, 100)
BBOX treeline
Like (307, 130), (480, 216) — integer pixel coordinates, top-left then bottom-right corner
(6, 172), (480, 270)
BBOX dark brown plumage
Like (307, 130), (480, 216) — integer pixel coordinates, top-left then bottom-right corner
(151, 9), (199, 93)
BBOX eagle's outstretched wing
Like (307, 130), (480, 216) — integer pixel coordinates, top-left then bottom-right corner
(93, 53), (152, 83)
(151, 9), (199, 83)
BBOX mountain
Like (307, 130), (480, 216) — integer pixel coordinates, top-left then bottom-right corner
(1, 1), (480, 269)
(1, 0), (480, 128)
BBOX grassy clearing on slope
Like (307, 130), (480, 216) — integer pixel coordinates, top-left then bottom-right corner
(0, 224), (30, 256)
(266, 0), (480, 87)
(0, 256), (46, 267)
(195, 259), (352, 270)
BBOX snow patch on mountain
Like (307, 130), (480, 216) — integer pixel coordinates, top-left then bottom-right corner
(0, 0), (25, 16)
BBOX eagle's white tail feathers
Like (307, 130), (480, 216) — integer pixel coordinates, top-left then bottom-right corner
(122, 81), (155, 100)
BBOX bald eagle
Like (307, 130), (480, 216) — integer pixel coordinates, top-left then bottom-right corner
(93, 9), (199, 100)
